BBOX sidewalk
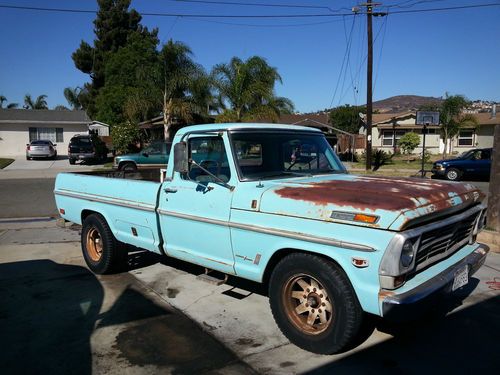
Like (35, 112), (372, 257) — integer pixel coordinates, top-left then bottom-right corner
(1, 218), (499, 374)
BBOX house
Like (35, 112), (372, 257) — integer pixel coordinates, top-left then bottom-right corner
(0, 109), (109, 156)
(361, 111), (498, 155)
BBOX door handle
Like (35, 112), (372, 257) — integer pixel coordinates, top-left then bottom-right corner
(163, 187), (178, 193)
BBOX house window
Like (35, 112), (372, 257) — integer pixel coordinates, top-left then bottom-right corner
(458, 130), (474, 146)
(29, 127), (64, 143)
(382, 130), (406, 146)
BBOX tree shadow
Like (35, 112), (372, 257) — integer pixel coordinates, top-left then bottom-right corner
(0, 259), (103, 375)
(0, 258), (243, 374)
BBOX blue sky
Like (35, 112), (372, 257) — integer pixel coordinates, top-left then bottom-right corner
(0, 0), (499, 113)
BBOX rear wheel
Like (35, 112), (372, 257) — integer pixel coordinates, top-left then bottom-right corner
(120, 162), (137, 172)
(445, 168), (461, 181)
(81, 214), (127, 274)
(269, 253), (364, 354)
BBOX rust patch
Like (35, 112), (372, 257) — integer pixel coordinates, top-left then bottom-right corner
(274, 177), (483, 212)
(378, 289), (395, 301)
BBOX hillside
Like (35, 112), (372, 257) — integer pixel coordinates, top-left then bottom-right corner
(372, 95), (443, 113)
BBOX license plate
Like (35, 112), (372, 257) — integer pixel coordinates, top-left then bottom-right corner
(452, 265), (469, 291)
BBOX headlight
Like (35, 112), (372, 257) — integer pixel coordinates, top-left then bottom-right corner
(434, 163), (443, 169)
(400, 240), (415, 268)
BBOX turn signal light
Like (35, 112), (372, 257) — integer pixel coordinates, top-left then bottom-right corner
(353, 214), (378, 224)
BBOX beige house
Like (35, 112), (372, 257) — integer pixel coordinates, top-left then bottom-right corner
(361, 111), (498, 155)
(0, 109), (108, 156)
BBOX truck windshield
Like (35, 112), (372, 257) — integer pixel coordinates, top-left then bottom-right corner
(230, 131), (346, 180)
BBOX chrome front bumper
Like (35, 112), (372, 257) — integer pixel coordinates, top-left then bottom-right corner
(380, 244), (489, 319)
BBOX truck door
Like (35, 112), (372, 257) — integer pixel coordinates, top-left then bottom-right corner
(158, 134), (236, 274)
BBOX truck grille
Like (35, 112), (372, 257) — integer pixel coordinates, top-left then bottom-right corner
(415, 211), (479, 270)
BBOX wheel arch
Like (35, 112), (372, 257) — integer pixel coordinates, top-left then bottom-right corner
(262, 247), (348, 288)
(118, 160), (137, 170)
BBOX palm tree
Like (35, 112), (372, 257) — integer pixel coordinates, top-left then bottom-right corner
(0, 95), (18, 109)
(212, 56), (294, 123)
(63, 87), (82, 110)
(24, 94), (48, 110)
(439, 94), (478, 158)
(158, 40), (203, 140)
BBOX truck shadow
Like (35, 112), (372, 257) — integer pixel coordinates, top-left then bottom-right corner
(305, 283), (500, 373)
(127, 249), (268, 296)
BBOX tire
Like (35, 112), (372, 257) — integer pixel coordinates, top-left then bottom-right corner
(445, 168), (461, 181)
(26, 155), (30, 160)
(69, 158), (76, 165)
(269, 253), (363, 354)
(81, 214), (127, 274)
(119, 162), (137, 172)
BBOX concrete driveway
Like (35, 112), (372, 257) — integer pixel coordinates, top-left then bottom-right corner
(1, 218), (498, 374)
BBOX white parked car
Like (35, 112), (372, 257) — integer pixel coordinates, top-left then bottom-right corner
(26, 140), (57, 160)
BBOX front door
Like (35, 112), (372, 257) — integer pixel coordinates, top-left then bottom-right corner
(158, 134), (236, 274)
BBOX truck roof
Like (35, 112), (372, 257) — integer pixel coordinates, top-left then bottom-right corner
(175, 123), (322, 136)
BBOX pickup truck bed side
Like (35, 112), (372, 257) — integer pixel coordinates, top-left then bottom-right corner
(55, 173), (163, 253)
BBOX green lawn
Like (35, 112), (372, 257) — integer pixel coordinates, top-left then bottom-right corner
(0, 158), (14, 169)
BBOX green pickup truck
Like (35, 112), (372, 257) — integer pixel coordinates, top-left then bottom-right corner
(113, 141), (171, 172)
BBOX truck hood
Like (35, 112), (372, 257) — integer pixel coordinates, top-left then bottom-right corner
(258, 174), (484, 231)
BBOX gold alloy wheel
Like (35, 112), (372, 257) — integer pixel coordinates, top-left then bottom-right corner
(282, 274), (334, 335)
(86, 227), (103, 262)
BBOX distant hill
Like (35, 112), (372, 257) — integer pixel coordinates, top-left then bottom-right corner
(372, 95), (443, 113)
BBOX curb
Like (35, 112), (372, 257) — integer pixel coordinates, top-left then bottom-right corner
(478, 230), (500, 253)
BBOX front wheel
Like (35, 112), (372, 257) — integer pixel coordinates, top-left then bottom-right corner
(119, 162), (137, 172)
(445, 168), (461, 181)
(69, 158), (76, 165)
(81, 214), (127, 274)
(269, 253), (364, 354)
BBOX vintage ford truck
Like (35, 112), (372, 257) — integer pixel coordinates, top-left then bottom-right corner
(54, 123), (489, 354)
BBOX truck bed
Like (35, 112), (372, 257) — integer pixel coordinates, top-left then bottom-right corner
(76, 169), (165, 183)
(54, 171), (163, 254)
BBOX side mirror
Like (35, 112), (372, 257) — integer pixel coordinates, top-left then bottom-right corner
(173, 142), (189, 173)
(53, 144), (57, 147)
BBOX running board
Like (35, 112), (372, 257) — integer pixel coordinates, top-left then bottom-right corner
(197, 268), (228, 286)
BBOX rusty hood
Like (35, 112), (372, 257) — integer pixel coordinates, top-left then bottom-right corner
(258, 174), (484, 231)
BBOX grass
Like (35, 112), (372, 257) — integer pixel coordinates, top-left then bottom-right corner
(0, 158), (14, 169)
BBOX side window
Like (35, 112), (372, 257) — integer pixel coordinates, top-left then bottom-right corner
(186, 137), (231, 183)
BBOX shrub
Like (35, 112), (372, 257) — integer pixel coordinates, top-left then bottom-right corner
(111, 121), (143, 154)
(398, 132), (420, 163)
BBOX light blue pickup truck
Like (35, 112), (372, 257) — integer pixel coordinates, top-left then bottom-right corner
(54, 123), (489, 354)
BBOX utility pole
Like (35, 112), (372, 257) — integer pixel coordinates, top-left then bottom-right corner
(357, 2), (383, 170)
(487, 123), (500, 232)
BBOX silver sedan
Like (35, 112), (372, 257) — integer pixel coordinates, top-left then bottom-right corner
(26, 140), (57, 160)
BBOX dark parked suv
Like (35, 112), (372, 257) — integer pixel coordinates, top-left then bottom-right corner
(431, 148), (492, 181)
(68, 134), (108, 165)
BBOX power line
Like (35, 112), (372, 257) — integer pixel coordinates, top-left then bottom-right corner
(0, 3), (499, 18)
(165, 0), (352, 12)
(329, 15), (356, 108)
(373, 14), (389, 94)
(186, 17), (344, 28)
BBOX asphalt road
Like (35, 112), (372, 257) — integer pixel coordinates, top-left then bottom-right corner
(0, 178), (58, 218)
